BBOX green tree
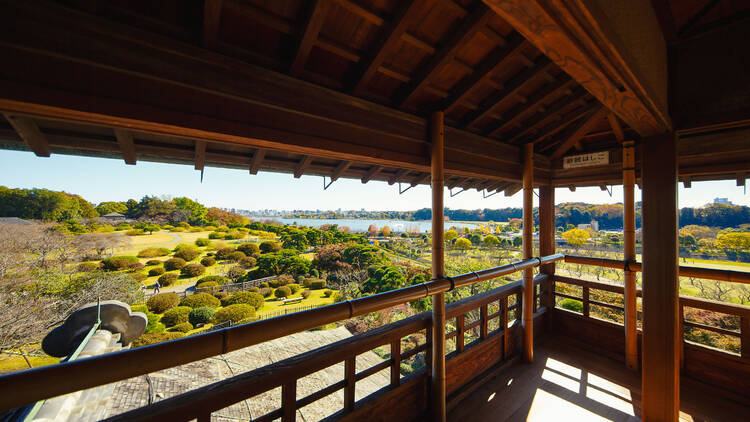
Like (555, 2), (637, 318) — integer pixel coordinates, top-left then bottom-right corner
(484, 235), (500, 247)
(174, 197), (208, 225)
(455, 238), (472, 251)
(95, 201), (127, 215)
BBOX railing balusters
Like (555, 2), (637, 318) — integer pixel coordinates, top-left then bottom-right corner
(582, 286), (590, 317)
(391, 340), (401, 387)
(480, 304), (488, 340)
(456, 315), (465, 353)
(282, 381), (296, 422)
(344, 357), (355, 412)
(502, 297), (509, 359)
(742, 316), (750, 360)
(679, 304), (685, 370)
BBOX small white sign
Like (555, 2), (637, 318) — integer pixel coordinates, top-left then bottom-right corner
(563, 151), (609, 169)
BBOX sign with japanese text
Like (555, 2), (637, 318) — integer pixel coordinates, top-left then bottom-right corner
(563, 151), (609, 169)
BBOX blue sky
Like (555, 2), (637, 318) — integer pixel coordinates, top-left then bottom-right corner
(1, 150), (747, 211)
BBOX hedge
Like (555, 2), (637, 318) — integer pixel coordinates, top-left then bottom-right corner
(195, 238), (211, 247)
(180, 292), (221, 308)
(158, 273), (179, 287)
(148, 267), (166, 277)
(195, 281), (219, 289)
(301, 289), (311, 299)
(161, 306), (192, 327)
(168, 322), (194, 333)
(130, 304), (148, 313)
(560, 298), (583, 313)
(129, 272), (148, 282)
(323, 289), (333, 298)
(132, 332), (185, 347)
(144, 312), (165, 333)
(188, 306), (215, 326)
(77, 262), (99, 272)
(198, 275), (229, 285)
(137, 247), (171, 258)
(174, 248), (201, 261)
(309, 279), (326, 290)
(164, 258), (187, 271)
(239, 256), (257, 268)
(208, 232), (224, 239)
(228, 251), (247, 262)
(287, 284), (301, 294)
(213, 304), (256, 324)
(200, 257), (216, 267)
(146, 293), (181, 313)
(180, 263), (206, 277)
(214, 247), (237, 260)
(237, 243), (260, 256)
(101, 256), (139, 271)
(222, 292), (264, 310)
(259, 287), (273, 297)
(275, 286), (292, 298)
(259, 241), (281, 253)
(145, 260), (163, 266)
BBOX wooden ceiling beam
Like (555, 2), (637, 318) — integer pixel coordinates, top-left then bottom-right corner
(249, 149), (265, 175)
(443, 33), (525, 112)
(194, 140), (206, 171)
(294, 156), (313, 178)
(332, 0), (383, 26)
(535, 102), (600, 148)
(482, 0), (670, 135)
(361, 165), (383, 183)
(388, 168), (410, 185)
(396, 5), (493, 107)
(487, 77), (574, 137)
(202, 0), (223, 49)
(504, 184), (522, 196)
(551, 106), (607, 159)
(330, 160), (351, 181)
(505, 89), (587, 143)
(463, 56), (554, 128)
(352, 0), (428, 96)
(607, 111), (625, 143)
(411, 173), (431, 186)
(290, 0), (331, 77)
(114, 128), (136, 165)
(3, 114), (51, 157)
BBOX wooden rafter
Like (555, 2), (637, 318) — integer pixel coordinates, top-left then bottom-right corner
(411, 173), (430, 186)
(388, 168), (410, 185)
(361, 165), (383, 183)
(442, 33), (525, 112)
(290, 0), (331, 76)
(677, 0), (720, 38)
(487, 77), (574, 137)
(535, 102), (600, 149)
(294, 156), (313, 178)
(4, 114), (50, 157)
(504, 184), (522, 196)
(194, 140), (206, 171)
(330, 160), (351, 181)
(352, 0), (427, 96)
(463, 56), (553, 128)
(249, 149), (265, 175)
(505, 90), (587, 144)
(396, 5), (493, 107)
(202, 0), (223, 49)
(607, 112), (625, 143)
(114, 128), (136, 165)
(551, 106), (607, 159)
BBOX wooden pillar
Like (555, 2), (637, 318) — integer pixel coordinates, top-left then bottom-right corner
(641, 133), (679, 421)
(522, 143), (534, 363)
(623, 140), (639, 371)
(538, 183), (555, 310)
(430, 111), (446, 422)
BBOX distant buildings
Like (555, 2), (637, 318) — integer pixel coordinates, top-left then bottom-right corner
(577, 220), (599, 232)
(101, 212), (126, 222)
(714, 197), (733, 205)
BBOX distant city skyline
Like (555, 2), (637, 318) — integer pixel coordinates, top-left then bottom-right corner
(1, 150), (748, 211)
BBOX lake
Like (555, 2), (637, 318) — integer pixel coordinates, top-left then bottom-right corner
(263, 218), (480, 233)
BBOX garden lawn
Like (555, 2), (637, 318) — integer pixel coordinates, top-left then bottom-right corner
(256, 289), (334, 317)
(0, 352), (58, 374)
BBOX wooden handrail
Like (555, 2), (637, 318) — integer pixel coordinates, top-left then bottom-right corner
(564, 254), (750, 284)
(0, 254), (564, 412)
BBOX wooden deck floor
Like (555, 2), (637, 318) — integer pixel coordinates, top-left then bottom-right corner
(448, 337), (750, 422)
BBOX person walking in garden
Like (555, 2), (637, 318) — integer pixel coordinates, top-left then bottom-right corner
(154, 280), (160, 294)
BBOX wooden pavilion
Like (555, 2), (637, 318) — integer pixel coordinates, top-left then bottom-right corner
(1, 0), (749, 420)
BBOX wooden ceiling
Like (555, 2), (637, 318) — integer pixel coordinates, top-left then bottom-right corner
(0, 0), (748, 191)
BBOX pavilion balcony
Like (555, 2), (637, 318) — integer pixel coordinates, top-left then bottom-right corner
(2, 254), (748, 421)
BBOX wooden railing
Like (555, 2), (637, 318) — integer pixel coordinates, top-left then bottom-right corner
(557, 255), (750, 360)
(0, 254), (564, 416)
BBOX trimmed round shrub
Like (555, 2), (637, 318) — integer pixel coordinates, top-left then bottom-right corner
(227, 251), (247, 262)
(224, 231), (245, 240)
(161, 306), (192, 327)
(333, 292), (344, 303)
(77, 262), (99, 272)
(560, 299), (583, 313)
(196, 281), (219, 289)
(323, 289), (333, 298)
(158, 273), (179, 287)
(189, 306), (215, 326)
(195, 238), (211, 247)
(129, 262), (145, 271)
(222, 291), (264, 310)
(208, 232), (224, 239)
(164, 258), (187, 271)
(144, 312), (165, 333)
(132, 331), (184, 347)
(301, 289), (311, 299)
(161, 225), (174, 230)
(287, 284), (301, 294)
(129, 272), (148, 282)
(131, 304), (148, 313)
(180, 263), (206, 277)
(146, 259), (162, 266)
(101, 256), (139, 271)
(137, 247), (170, 258)
(168, 322), (193, 333)
(259, 241), (281, 253)
(270, 274), (294, 288)
(146, 293), (180, 313)
(214, 247), (237, 260)
(215, 226), (230, 232)
(296, 275), (305, 283)
(201, 257), (216, 267)
(180, 292), (221, 308)
(148, 267), (166, 277)
(198, 275), (229, 285)
(126, 229), (145, 236)
(248, 286), (260, 293)
(237, 243), (260, 256)
(170, 227), (186, 232)
(259, 287), (273, 297)
(259, 282), (269, 288)
(227, 266), (246, 281)
(239, 256), (257, 268)
(309, 269), (319, 278)
(172, 243), (194, 252)
(275, 286), (292, 298)
(213, 304), (256, 324)
(213, 291), (229, 301)
(174, 248), (200, 262)
(309, 279), (326, 290)
(189, 227), (203, 233)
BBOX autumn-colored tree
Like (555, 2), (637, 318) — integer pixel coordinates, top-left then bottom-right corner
(444, 229), (458, 242)
(367, 224), (378, 237)
(562, 228), (590, 249)
(455, 238), (472, 251)
(381, 226), (391, 237)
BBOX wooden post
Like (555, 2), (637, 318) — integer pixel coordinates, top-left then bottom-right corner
(539, 184), (555, 310)
(641, 133), (680, 421)
(430, 111), (446, 422)
(623, 140), (639, 371)
(522, 143), (534, 363)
